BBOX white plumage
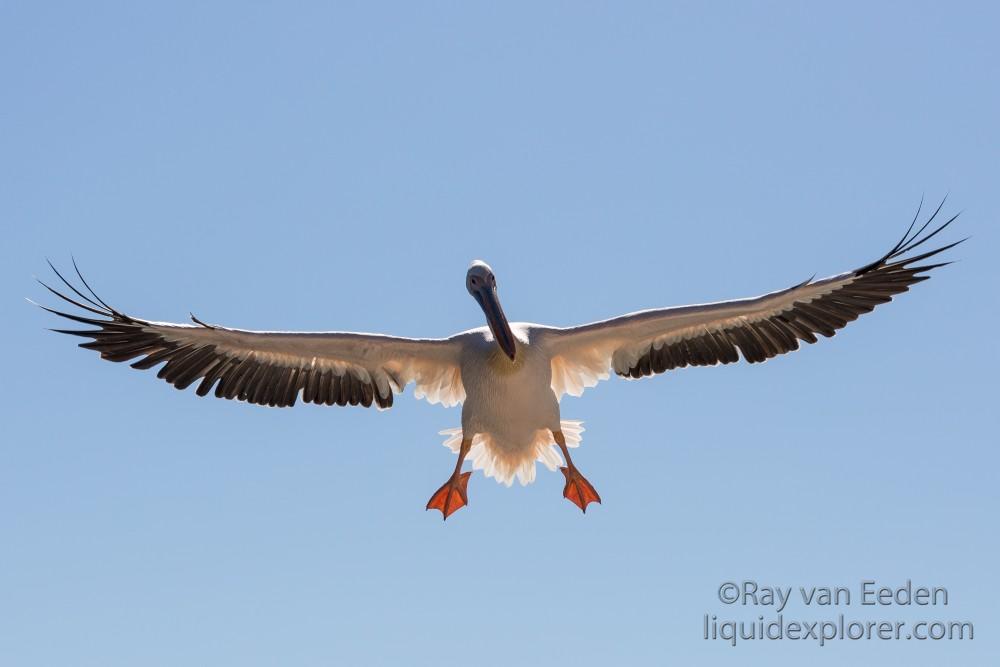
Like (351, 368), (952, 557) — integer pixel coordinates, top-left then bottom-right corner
(36, 202), (962, 517)
(440, 420), (584, 487)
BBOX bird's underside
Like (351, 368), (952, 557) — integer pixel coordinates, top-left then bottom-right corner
(34, 201), (963, 519)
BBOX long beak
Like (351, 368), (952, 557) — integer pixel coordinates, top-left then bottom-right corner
(476, 287), (517, 361)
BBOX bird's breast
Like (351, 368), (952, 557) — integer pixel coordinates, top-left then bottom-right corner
(459, 335), (558, 436)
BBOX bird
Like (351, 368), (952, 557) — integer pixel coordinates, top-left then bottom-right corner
(34, 201), (962, 519)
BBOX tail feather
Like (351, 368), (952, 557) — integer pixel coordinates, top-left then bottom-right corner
(438, 420), (585, 487)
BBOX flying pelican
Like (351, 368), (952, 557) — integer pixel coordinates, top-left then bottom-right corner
(35, 203), (962, 519)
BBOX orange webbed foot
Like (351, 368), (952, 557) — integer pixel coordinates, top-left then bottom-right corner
(560, 466), (601, 513)
(426, 471), (472, 520)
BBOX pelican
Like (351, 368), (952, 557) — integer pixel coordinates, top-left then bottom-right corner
(35, 203), (962, 519)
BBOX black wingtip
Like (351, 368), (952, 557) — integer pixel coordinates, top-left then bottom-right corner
(32, 261), (141, 328)
(71, 256), (116, 313)
(889, 195), (925, 256)
(858, 199), (963, 275)
(44, 257), (111, 314)
(35, 276), (111, 317)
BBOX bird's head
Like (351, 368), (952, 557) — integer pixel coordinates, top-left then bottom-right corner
(466, 260), (516, 361)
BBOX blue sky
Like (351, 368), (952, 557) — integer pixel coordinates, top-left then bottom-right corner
(2, 2), (997, 665)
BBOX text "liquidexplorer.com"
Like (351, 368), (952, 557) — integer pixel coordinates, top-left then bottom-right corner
(704, 580), (974, 647)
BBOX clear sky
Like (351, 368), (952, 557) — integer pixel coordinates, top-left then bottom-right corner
(2, 2), (997, 665)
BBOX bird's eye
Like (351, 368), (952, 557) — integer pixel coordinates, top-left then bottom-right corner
(470, 276), (479, 285)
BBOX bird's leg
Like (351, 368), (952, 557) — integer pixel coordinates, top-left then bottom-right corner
(553, 430), (601, 513)
(426, 437), (473, 520)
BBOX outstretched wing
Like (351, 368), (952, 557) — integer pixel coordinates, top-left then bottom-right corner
(542, 201), (963, 399)
(35, 263), (465, 409)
